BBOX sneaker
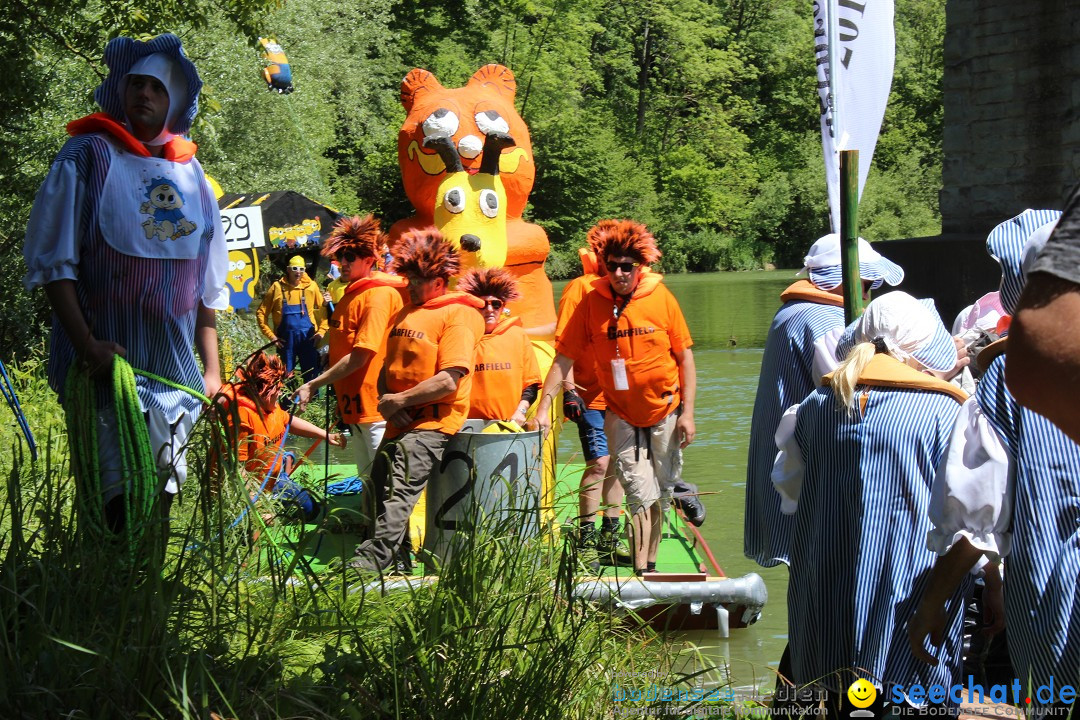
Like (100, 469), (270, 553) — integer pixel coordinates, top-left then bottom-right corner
(576, 525), (600, 574)
(392, 544), (413, 576)
(598, 525), (634, 567)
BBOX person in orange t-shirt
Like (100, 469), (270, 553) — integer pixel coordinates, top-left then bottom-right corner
(217, 352), (344, 522)
(350, 229), (485, 573)
(295, 215), (406, 484)
(537, 220), (697, 576)
(555, 221), (629, 568)
(458, 267), (541, 424)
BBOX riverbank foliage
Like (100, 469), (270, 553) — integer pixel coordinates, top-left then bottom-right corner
(0, 365), (724, 719)
(2, 0), (945, 363)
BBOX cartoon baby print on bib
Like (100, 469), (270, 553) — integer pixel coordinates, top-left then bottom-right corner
(99, 147), (208, 260)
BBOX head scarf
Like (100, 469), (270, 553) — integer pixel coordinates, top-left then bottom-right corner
(835, 291), (957, 372)
(798, 233), (905, 292)
(985, 210), (1062, 315)
(94, 34), (202, 144)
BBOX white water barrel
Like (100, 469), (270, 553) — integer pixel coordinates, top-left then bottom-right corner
(423, 421), (542, 565)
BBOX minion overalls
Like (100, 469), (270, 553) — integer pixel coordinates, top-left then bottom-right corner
(278, 286), (320, 386)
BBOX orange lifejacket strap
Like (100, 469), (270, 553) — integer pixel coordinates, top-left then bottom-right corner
(779, 280), (845, 307)
(823, 353), (968, 404)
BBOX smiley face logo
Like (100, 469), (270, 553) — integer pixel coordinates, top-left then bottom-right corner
(847, 678), (877, 709)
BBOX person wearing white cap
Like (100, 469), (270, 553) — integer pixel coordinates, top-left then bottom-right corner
(21, 34), (228, 535)
(745, 233), (905, 573)
(910, 215), (1080, 717)
(771, 291), (971, 715)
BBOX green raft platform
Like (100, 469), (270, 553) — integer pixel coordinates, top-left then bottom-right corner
(265, 432), (766, 637)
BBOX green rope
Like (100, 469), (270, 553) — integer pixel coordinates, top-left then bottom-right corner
(132, 367), (212, 404)
(65, 357), (160, 565)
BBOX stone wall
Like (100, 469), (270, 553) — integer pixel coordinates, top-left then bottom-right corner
(939, 0), (1080, 236)
(879, 234), (997, 324)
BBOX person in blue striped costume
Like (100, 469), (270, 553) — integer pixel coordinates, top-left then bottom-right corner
(22, 34), (227, 531)
(745, 233), (904, 573)
(773, 291), (970, 715)
(911, 210), (1080, 716)
(1008, 185), (1080, 446)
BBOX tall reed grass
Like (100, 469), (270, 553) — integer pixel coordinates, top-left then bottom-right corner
(0, 362), (725, 718)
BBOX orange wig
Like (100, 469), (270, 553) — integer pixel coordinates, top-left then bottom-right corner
(586, 219), (622, 256)
(599, 220), (661, 265)
(236, 351), (289, 408)
(458, 267), (522, 303)
(391, 227), (461, 280)
(322, 214), (383, 259)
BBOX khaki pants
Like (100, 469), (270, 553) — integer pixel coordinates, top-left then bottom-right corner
(605, 410), (683, 516)
(352, 430), (450, 571)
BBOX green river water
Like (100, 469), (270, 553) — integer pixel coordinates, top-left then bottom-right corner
(553, 269), (796, 693)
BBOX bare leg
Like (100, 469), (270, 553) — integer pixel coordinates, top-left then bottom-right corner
(628, 504), (657, 573)
(646, 503), (662, 564)
(577, 455), (609, 521)
(601, 466), (622, 518)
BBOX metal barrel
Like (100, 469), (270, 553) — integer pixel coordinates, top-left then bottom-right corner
(423, 421), (543, 565)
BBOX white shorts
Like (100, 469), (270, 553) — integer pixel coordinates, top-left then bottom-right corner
(604, 410), (683, 516)
(349, 421), (386, 476)
(93, 406), (197, 502)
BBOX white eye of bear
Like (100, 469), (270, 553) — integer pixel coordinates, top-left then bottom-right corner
(479, 189), (499, 218)
(444, 187), (466, 214)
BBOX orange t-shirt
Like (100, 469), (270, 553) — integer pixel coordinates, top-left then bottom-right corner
(555, 273), (692, 427)
(469, 317), (542, 420)
(327, 272), (407, 424)
(218, 384), (291, 487)
(382, 291), (485, 438)
(557, 273), (606, 410)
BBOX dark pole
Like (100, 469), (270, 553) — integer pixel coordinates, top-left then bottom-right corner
(839, 149), (863, 323)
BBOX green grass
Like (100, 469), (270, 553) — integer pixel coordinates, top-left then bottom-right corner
(0, 360), (731, 719)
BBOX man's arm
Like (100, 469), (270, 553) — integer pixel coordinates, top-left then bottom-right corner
(378, 368), (465, 427)
(1006, 272), (1080, 444)
(907, 537), (986, 665)
(296, 347), (375, 411)
(535, 353), (574, 432)
(255, 284), (280, 345)
(44, 279), (126, 378)
(289, 415), (345, 447)
(195, 302), (221, 399)
(310, 283), (328, 338)
(675, 347), (696, 448)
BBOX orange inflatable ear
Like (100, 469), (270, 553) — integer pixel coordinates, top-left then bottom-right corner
(468, 64), (516, 99)
(401, 68), (446, 112)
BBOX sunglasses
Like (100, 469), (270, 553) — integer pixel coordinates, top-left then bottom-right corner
(483, 298), (504, 310)
(335, 250), (362, 263)
(288, 265), (305, 272)
(606, 260), (641, 274)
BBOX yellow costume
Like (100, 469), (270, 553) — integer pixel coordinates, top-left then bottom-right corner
(255, 274), (328, 340)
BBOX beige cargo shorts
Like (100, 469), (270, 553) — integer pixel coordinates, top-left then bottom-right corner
(604, 409), (683, 516)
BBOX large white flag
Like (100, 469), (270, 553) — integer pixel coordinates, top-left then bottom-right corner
(814, 0), (895, 233)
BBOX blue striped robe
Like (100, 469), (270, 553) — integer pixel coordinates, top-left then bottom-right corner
(976, 356), (1080, 695)
(786, 384), (969, 701)
(28, 133), (221, 420)
(745, 298), (844, 567)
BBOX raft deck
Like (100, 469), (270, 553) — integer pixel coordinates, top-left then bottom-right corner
(267, 459), (765, 636)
